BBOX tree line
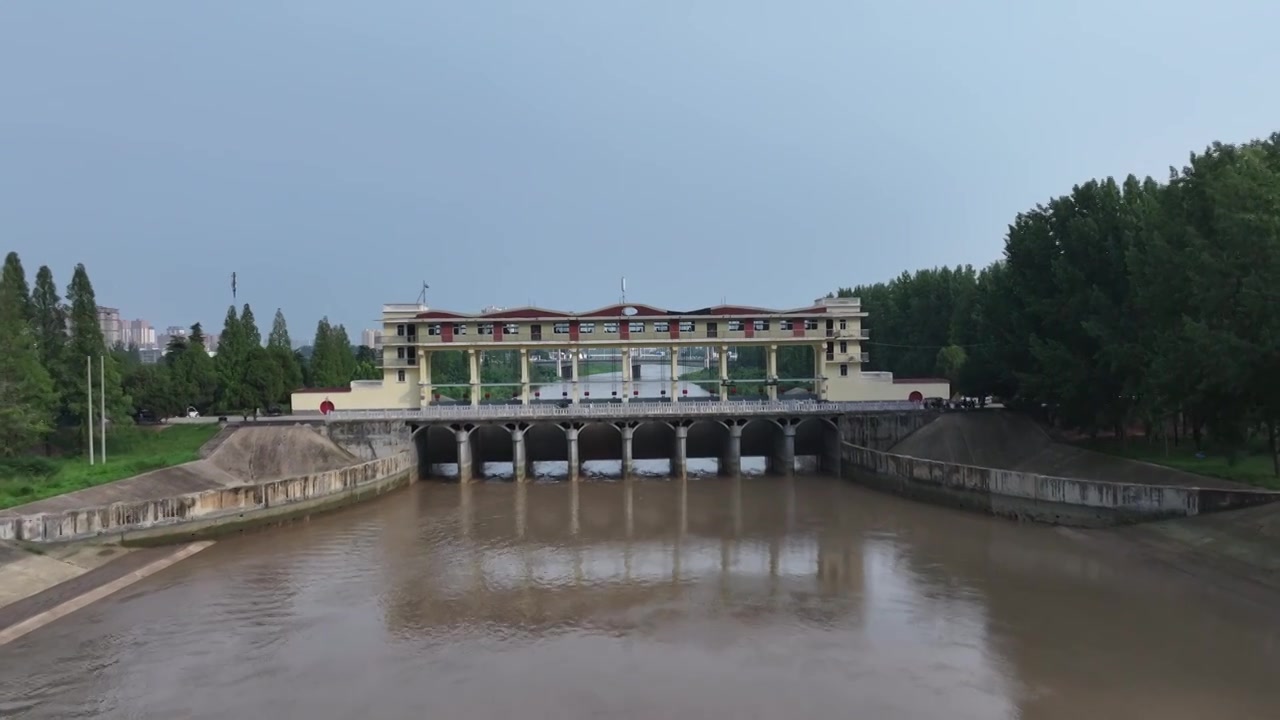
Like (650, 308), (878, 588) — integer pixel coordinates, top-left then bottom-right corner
(839, 132), (1280, 470)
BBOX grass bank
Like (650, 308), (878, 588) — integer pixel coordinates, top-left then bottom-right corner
(0, 424), (221, 510)
(1081, 438), (1280, 491)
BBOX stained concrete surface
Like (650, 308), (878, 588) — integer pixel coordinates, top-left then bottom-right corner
(0, 541), (136, 611)
(891, 411), (1251, 490)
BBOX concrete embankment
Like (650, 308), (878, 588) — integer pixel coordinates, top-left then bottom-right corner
(0, 424), (414, 545)
(842, 412), (1280, 527)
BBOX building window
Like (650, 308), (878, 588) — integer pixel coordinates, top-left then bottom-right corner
(654, 321), (670, 332)
(754, 319), (770, 331)
(396, 324), (406, 336)
(679, 321), (695, 333)
(428, 324), (441, 336)
(504, 323), (520, 335)
(603, 322), (618, 334)
(780, 320), (793, 331)
(840, 364), (849, 377)
(553, 323), (570, 334)
(579, 322), (595, 334)
(452, 323), (467, 335)
(706, 322), (718, 338)
(531, 324), (543, 341)
(839, 319), (847, 330)
(727, 320), (744, 332)
(628, 321), (645, 333)
(840, 341), (848, 354)
(805, 319), (819, 330)
(397, 347), (406, 358)
(478, 323), (493, 335)
(396, 369), (406, 382)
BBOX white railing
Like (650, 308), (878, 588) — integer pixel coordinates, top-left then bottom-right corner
(325, 400), (922, 422)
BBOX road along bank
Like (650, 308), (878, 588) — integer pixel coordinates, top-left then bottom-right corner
(841, 441), (1280, 527)
(0, 425), (415, 545)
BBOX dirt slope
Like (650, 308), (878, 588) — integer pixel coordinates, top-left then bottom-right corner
(206, 425), (356, 482)
(890, 411), (1250, 490)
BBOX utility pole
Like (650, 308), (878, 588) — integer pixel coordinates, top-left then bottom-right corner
(100, 355), (107, 463)
(86, 356), (95, 465)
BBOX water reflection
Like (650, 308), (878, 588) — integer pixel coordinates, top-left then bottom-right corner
(2, 477), (1278, 720)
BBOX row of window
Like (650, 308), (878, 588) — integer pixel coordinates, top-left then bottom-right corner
(396, 318), (829, 337)
(397, 364), (857, 383)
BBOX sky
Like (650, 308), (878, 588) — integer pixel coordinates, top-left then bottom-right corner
(2, 1), (1278, 344)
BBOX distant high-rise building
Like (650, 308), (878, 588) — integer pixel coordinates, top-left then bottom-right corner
(122, 319), (157, 348)
(97, 307), (123, 347)
(361, 328), (382, 348)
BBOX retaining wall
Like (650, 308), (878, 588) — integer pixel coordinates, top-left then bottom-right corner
(0, 452), (414, 544)
(842, 443), (1279, 527)
(841, 412), (937, 451)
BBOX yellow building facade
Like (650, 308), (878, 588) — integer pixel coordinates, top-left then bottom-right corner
(292, 297), (950, 412)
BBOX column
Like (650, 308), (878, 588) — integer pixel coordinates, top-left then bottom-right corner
(772, 423), (796, 476)
(566, 423), (581, 481)
(511, 426), (528, 482)
(418, 351), (432, 408)
(718, 345), (729, 401)
(669, 347), (679, 401)
(620, 422), (636, 477)
(456, 428), (474, 482)
(721, 422), (743, 476)
(766, 344), (778, 401)
(571, 353), (581, 404)
(672, 423), (689, 478)
(622, 349), (632, 403)
(813, 344), (824, 400)
(468, 349), (481, 407)
(519, 348), (531, 405)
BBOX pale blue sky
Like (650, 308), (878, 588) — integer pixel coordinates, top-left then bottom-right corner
(2, 1), (1277, 343)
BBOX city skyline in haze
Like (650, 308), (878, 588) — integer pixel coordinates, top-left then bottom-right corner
(4, 1), (1279, 338)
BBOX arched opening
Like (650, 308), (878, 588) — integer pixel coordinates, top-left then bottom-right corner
(578, 422), (623, 478)
(524, 422), (567, 479)
(741, 418), (782, 474)
(471, 424), (513, 480)
(417, 424), (460, 480)
(686, 419), (729, 475)
(632, 420), (676, 476)
(795, 416), (841, 474)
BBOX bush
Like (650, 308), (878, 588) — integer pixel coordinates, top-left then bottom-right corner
(0, 456), (58, 480)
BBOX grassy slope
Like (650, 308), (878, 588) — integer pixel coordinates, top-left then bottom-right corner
(1081, 437), (1280, 491)
(0, 424), (221, 510)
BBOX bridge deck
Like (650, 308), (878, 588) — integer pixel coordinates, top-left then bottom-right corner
(325, 400), (920, 423)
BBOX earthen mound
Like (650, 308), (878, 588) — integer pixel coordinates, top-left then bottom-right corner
(207, 425), (356, 482)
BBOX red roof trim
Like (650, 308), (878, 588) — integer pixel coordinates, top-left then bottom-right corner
(577, 303), (671, 318)
(406, 302), (844, 321)
(293, 387), (353, 393)
(414, 309), (472, 320)
(480, 306), (571, 319)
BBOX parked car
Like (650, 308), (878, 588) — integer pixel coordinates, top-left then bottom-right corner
(266, 405), (284, 417)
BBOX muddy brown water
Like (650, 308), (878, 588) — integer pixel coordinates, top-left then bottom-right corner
(2, 475), (1278, 719)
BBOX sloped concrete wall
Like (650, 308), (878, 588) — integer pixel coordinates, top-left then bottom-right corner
(322, 420), (413, 460)
(841, 412), (936, 451)
(0, 452), (414, 544)
(842, 443), (1279, 527)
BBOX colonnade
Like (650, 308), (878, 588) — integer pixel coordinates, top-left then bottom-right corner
(440, 418), (805, 483)
(417, 344), (819, 407)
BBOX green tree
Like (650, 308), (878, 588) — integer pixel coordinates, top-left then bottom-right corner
(244, 346), (284, 410)
(935, 345), (967, 388)
(241, 303), (261, 348)
(62, 264), (131, 440)
(267, 309), (303, 399)
(2, 252), (33, 324)
(168, 323), (219, 414)
(123, 363), (181, 419)
(30, 265), (67, 399)
(215, 304), (248, 411)
(0, 256), (55, 454)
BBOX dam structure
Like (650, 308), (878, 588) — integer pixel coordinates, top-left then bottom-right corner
(326, 400), (927, 482)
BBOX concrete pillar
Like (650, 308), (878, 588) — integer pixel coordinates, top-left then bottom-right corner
(718, 345), (729, 401)
(672, 423), (689, 478)
(766, 344), (778, 401)
(772, 423), (796, 476)
(620, 422), (636, 477)
(622, 349), (632, 403)
(519, 348), (531, 405)
(813, 344), (824, 400)
(456, 428), (474, 482)
(721, 422), (743, 476)
(511, 426), (528, 482)
(571, 353), (581, 404)
(566, 424), (581, 481)
(669, 347), (679, 401)
(468, 349), (481, 407)
(418, 351), (432, 408)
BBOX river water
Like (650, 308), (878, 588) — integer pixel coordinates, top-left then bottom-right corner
(3, 476), (1278, 719)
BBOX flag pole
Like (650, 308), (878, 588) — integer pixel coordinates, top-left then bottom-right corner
(87, 356), (95, 465)
(100, 355), (107, 463)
